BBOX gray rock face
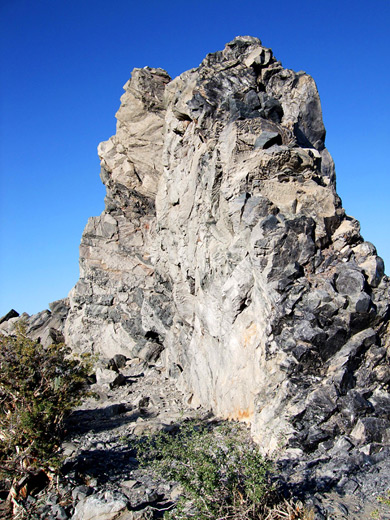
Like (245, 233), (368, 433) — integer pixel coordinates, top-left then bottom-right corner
(63, 36), (389, 509)
(65, 67), (172, 359)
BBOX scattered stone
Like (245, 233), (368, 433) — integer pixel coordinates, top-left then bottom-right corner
(114, 354), (128, 369)
(136, 396), (150, 409)
(71, 494), (128, 520)
(72, 485), (93, 502)
(350, 417), (390, 444)
(51, 504), (69, 520)
(96, 367), (126, 388)
(121, 480), (139, 492)
(335, 267), (365, 296)
(62, 442), (79, 457)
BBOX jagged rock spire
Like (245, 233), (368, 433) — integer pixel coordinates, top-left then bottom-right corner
(63, 37), (390, 509)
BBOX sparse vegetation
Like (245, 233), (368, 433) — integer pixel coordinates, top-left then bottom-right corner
(139, 419), (312, 519)
(0, 322), (91, 489)
(371, 490), (390, 519)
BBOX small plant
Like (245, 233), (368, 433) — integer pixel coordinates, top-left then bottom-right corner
(371, 490), (390, 519)
(0, 322), (91, 489)
(378, 490), (390, 507)
(139, 419), (309, 519)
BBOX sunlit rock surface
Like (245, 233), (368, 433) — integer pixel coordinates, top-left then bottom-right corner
(61, 37), (390, 512)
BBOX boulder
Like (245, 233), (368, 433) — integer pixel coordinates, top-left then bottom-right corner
(71, 494), (128, 520)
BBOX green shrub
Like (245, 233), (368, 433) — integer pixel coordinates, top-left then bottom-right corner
(139, 420), (280, 519)
(371, 490), (390, 519)
(0, 322), (90, 485)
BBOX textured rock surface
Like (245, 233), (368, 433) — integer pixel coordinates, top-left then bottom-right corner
(7, 37), (389, 517)
(67, 35), (388, 444)
(64, 67), (172, 360)
(0, 298), (69, 347)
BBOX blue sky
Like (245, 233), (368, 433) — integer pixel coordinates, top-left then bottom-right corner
(0, 0), (389, 316)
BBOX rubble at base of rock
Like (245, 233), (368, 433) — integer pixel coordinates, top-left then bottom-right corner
(6, 359), (389, 520)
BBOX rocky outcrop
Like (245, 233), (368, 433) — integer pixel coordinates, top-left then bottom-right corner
(0, 299), (69, 347)
(29, 36), (390, 515)
(64, 67), (172, 361)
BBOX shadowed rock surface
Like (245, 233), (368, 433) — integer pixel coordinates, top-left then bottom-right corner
(3, 37), (389, 519)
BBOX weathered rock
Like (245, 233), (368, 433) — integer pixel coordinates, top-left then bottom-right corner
(23, 36), (390, 517)
(0, 299), (69, 347)
(254, 131), (282, 149)
(0, 308), (19, 324)
(112, 354), (128, 369)
(64, 67), (172, 359)
(95, 367), (126, 388)
(71, 493), (128, 520)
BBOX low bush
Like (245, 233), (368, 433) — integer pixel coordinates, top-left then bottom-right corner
(0, 322), (91, 488)
(139, 420), (310, 519)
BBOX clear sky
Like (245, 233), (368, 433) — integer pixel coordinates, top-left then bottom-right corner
(0, 0), (389, 317)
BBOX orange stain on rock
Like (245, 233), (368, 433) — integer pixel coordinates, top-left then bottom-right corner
(226, 407), (254, 423)
(236, 409), (253, 420)
(243, 323), (257, 347)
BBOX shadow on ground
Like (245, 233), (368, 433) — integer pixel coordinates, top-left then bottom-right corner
(65, 403), (157, 435)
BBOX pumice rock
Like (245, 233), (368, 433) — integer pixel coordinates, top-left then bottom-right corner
(59, 36), (390, 512)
